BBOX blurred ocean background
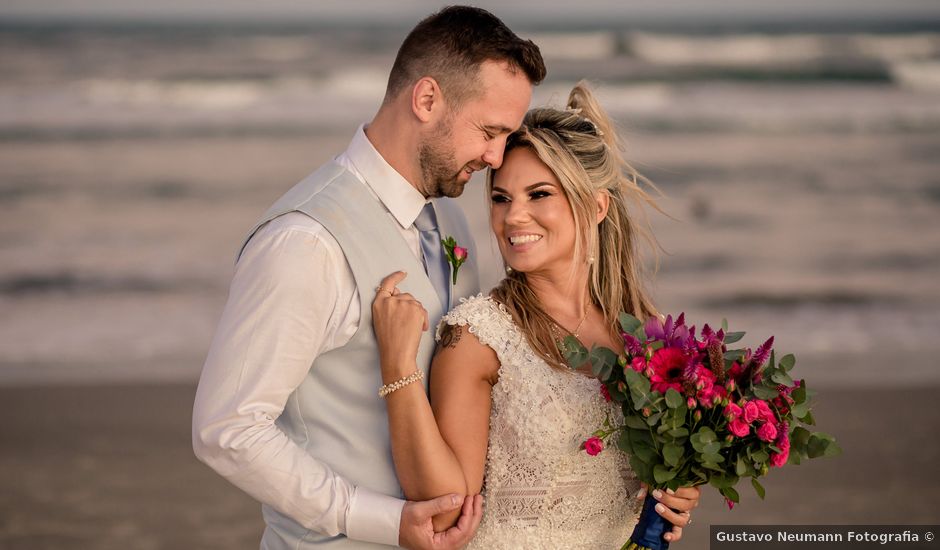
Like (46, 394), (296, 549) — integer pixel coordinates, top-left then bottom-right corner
(2, 2), (940, 548)
(2, 2), (939, 388)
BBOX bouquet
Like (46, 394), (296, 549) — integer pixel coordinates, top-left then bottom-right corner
(561, 313), (841, 550)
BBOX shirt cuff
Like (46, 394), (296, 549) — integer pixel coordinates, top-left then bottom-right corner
(345, 486), (405, 547)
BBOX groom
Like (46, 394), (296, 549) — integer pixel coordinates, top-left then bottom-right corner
(192, 6), (545, 549)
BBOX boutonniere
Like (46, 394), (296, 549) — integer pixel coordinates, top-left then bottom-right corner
(441, 236), (468, 285)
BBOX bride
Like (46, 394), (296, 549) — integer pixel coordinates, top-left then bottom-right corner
(372, 82), (700, 548)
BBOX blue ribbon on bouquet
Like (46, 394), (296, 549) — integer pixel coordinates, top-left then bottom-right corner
(621, 494), (671, 550)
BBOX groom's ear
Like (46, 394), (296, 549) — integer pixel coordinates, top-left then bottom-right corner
(411, 77), (443, 123)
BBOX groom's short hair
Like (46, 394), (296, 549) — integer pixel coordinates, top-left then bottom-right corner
(384, 5), (545, 108)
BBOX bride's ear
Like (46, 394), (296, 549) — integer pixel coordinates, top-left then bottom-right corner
(594, 190), (610, 224)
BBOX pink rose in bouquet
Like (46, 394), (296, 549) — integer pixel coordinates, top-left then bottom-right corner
(563, 313), (841, 550)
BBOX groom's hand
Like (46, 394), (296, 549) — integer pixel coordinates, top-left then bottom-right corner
(399, 493), (483, 550)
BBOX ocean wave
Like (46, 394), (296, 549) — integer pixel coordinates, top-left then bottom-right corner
(0, 273), (211, 295)
(890, 60), (940, 90)
(523, 31), (619, 60)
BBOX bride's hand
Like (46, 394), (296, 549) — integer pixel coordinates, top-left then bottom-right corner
(373, 271), (429, 377)
(637, 482), (700, 543)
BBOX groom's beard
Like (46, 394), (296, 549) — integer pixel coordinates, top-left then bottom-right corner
(418, 118), (465, 199)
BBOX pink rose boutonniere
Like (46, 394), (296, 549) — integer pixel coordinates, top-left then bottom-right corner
(441, 236), (468, 285)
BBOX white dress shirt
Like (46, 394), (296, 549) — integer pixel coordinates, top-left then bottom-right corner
(193, 125), (429, 546)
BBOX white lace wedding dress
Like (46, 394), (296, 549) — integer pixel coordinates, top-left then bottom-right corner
(437, 295), (642, 549)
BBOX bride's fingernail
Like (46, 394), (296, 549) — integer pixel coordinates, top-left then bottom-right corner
(666, 488), (676, 495)
(652, 489), (663, 499)
(655, 503), (666, 514)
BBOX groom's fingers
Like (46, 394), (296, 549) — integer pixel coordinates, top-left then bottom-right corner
(417, 493), (464, 519)
(440, 495), (483, 548)
(452, 495), (474, 532)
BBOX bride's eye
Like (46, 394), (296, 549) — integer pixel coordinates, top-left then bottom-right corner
(530, 190), (551, 200)
(490, 194), (509, 203)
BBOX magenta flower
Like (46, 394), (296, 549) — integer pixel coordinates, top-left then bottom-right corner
(621, 332), (645, 357)
(757, 422), (778, 442)
(440, 236), (468, 285)
(649, 347), (689, 394)
(724, 403), (743, 420)
(770, 434), (791, 467)
(725, 497), (736, 510)
(753, 399), (775, 423)
(629, 356), (646, 373)
(600, 384), (612, 402)
(729, 419), (750, 437)
(644, 314), (693, 349)
(584, 436), (604, 456)
(743, 401), (760, 424)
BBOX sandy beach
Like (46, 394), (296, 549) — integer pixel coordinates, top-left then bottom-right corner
(1, 382), (937, 549)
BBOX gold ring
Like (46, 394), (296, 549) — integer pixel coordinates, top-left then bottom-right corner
(375, 286), (393, 295)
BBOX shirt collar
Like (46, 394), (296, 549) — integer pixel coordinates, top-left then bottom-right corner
(344, 124), (428, 229)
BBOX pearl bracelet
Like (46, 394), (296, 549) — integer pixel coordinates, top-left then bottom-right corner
(378, 370), (424, 398)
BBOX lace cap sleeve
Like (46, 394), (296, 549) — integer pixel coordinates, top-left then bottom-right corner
(435, 294), (523, 362)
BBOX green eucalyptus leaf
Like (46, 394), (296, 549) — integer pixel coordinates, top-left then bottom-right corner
(791, 385), (807, 404)
(752, 478), (766, 499)
(804, 410), (816, 426)
(663, 443), (683, 467)
(779, 354), (796, 371)
(790, 402), (810, 419)
(753, 384), (779, 400)
(735, 456), (747, 476)
(807, 434), (829, 458)
(721, 486), (740, 503)
(669, 427), (689, 438)
(560, 336), (589, 368)
(770, 370), (794, 386)
(823, 437), (843, 457)
(665, 388), (684, 409)
(723, 331), (746, 344)
(633, 441), (658, 463)
(721, 318), (729, 332)
(625, 415), (648, 430)
(619, 312), (643, 334)
(791, 427), (811, 450)
(589, 346), (618, 380)
(654, 464), (677, 484)
(645, 411), (664, 426)
(630, 455), (654, 485)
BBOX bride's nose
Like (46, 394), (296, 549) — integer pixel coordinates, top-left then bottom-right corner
(504, 197), (532, 225)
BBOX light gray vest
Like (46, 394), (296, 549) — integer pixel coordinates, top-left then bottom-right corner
(239, 162), (479, 549)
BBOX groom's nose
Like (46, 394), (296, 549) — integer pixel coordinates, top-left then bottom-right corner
(482, 137), (507, 169)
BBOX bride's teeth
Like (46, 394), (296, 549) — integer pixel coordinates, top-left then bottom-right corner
(509, 235), (542, 245)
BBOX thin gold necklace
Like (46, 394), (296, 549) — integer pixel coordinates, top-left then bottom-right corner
(551, 305), (590, 339)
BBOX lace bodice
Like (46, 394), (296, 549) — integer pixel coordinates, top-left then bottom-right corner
(437, 295), (641, 549)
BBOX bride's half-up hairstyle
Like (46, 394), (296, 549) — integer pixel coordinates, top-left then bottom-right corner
(488, 80), (662, 369)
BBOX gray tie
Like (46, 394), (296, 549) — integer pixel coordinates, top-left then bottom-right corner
(414, 202), (450, 311)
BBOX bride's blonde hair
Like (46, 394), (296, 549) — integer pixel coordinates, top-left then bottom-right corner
(487, 81), (662, 369)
